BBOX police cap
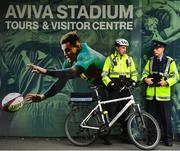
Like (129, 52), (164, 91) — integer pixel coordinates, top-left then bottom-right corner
(152, 40), (167, 48)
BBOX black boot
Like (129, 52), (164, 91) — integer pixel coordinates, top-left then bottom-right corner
(103, 137), (112, 145)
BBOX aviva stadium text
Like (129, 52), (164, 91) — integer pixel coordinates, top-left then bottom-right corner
(5, 5), (133, 20)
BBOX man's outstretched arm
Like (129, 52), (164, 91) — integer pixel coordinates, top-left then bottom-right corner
(46, 65), (84, 79)
(43, 66), (85, 98)
(27, 64), (84, 78)
(26, 64), (85, 102)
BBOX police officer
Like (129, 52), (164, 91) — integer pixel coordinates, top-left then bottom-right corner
(101, 38), (138, 143)
(142, 40), (179, 146)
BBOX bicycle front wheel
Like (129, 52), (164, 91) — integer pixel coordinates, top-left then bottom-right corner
(127, 111), (161, 150)
(65, 106), (99, 146)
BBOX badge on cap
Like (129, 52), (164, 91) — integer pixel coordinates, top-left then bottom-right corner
(152, 40), (167, 48)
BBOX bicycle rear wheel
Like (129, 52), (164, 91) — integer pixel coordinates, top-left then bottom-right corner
(127, 111), (161, 150)
(65, 106), (99, 146)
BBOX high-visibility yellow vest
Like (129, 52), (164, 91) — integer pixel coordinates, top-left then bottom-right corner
(101, 51), (137, 86)
(142, 56), (179, 101)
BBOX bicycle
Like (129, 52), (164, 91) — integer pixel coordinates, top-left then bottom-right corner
(65, 83), (161, 150)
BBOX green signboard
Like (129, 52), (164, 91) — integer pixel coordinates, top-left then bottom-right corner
(0, 0), (180, 137)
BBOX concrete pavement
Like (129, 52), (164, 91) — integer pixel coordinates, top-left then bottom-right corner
(0, 137), (180, 150)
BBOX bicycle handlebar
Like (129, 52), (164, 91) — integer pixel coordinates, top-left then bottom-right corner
(89, 81), (142, 92)
(126, 81), (142, 88)
(120, 81), (142, 92)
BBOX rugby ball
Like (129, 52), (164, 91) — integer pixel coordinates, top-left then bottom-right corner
(1, 93), (24, 112)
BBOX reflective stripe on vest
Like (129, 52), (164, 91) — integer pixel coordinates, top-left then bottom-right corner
(101, 71), (109, 77)
(149, 58), (154, 75)
(156, 96), (170, 101)
(146, 96), (154, 100)
(109, 55), (115, 68)
(127, 56), (132, 67)
(109, 55), (132, 68)
(149, 57), (172, 77)
(146, 95), (170, 101)
(164, 59), (171, 75)
(109, 71), (130, 75)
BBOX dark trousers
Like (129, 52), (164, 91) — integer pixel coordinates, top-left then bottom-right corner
(107, 89), (130, 136)
(146, 98), (173, 142)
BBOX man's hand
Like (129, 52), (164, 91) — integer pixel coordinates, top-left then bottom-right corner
(158, 80), (168, 86)
(27, 64), (47, 74)
(26, 93), (45, 103)
(144, 78), (154, 85)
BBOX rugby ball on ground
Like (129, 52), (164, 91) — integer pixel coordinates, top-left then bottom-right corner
(1, 93), (24, 112)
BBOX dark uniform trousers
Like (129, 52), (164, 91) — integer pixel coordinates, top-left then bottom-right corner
(107, 88), (130, 136)
(146, 98), (173, 142)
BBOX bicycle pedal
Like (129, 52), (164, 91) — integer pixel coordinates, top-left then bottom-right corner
(99, 129), (105, 133)
(99, 125), (110, 134)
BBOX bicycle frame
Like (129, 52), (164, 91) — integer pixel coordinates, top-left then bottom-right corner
(66, 84), (160, 150)
(80, 93), (136, 130)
